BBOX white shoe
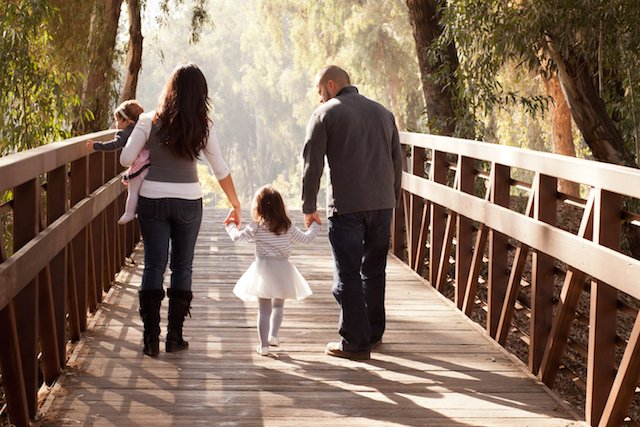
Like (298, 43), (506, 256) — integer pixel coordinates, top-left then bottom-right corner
(256, 345), (269, 356)
(118, 212), (135, 224)
(268, 336), (279, 346)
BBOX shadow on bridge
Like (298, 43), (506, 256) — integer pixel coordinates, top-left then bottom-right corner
(36, 208), (582, 427)
(7, 130), (638, 426)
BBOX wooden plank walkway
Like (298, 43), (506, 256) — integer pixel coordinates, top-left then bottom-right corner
(38, 208), (584, 426)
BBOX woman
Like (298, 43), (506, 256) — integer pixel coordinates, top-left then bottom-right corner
(121, 63), (241, 357)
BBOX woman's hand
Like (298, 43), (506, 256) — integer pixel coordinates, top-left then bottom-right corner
(224, 207), (242, 226)
(85, 141), (95, 152)
(218, 175), (241, 226)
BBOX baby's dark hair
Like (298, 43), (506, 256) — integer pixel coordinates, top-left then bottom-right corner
(251, 185), (291, 235)
(114, 99), (144, 123)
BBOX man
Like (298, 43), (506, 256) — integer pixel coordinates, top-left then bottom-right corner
(302, 65), (402, 360)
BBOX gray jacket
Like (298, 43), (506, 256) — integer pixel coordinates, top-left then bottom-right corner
(302, 86), (402, 216)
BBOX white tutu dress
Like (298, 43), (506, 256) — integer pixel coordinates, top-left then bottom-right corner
(226, 221), (321, 302)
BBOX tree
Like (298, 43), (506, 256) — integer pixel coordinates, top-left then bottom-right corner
(53, 0), (210, 134)
(120, 0), (143, 102)
(437, 0), (640, 259)
(405, 0), (462, 136)
(440, 0), (640, 168)
(544, 73), (580, 197)
(0, 1), (80, 155)
(259, 0), (424, 132)
(77, 0), (123, 133)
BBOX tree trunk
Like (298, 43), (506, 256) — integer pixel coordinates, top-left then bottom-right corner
(405, 0), (459, 137)
(546, 40), (636, 168)
(77, 0), (123, 133)
(120, 0), (143, 103)
(544, 73), (580, 198)
(546, 41), (640, 258)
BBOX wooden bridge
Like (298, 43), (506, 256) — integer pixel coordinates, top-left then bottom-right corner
(1, 130), (639, 426)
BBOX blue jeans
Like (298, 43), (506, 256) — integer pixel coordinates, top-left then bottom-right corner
(328, 209), (392, 353)
(137, 197), (203, 291)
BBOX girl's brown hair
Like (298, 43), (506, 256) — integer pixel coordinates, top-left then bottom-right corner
(154, 63), (210, 160)
(115, 99), (144, 122)
(251, 186), (291, 235)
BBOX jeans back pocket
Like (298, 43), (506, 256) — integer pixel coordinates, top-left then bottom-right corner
(177, 199), (202, 224)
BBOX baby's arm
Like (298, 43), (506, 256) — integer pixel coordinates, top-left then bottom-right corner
(225, 222), (255, 243)
(289, 221), (320, 244)
(88, 127), (133, 152)
(93, 133), (125, 151)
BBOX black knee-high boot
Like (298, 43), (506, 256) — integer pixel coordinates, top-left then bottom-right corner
(166, 288), (193, 352)
(139, 289), (165, 357)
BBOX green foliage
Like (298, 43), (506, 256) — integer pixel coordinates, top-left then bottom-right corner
(258, 0), (424, 131)
(135, 0), (424, 207)
(137, 1), (309, 207)
(158, 0), (213, 44)
(441, 0), (640, 151)
(0, 1), (81, 155)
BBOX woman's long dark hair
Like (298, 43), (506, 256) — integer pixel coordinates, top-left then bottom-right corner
(155, 63), (210, 160)
(252, 186), (291, 235)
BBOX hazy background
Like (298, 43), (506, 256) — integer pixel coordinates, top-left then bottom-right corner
(119, 0), (423, 210)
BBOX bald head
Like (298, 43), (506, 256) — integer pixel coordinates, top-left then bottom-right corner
(317, 65), (350, 87)
(315, 65), (351, 103)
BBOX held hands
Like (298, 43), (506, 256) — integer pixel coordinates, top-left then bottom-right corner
(304, 211), (322, 228)
(224, 206), (242, 227)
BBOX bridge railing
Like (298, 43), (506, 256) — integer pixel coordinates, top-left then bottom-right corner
(0, 132), (139, 427)
(393, 132), (640, 426)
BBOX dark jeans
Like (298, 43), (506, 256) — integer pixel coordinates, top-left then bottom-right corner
(137, 197), (203, 291)
(328, 209), (392, 353)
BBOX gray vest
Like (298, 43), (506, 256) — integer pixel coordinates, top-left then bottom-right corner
(145, 121), (199, 183)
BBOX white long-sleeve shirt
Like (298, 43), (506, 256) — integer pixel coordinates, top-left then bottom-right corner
(120, 112), (230, 199)
(226, 221), (320, 258)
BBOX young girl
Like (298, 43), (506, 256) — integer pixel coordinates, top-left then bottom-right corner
(225, 185), (320, 356)
(86, 99), (149, 224)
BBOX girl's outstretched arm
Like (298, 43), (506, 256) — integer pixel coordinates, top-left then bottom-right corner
(225, 222), (255, 243)
(289, 221), (320, 244)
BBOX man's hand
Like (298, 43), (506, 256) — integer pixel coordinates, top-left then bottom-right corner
(304, 211), (321, 228)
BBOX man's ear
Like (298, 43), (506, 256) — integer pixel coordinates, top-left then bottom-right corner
(326, 80), (336, 96)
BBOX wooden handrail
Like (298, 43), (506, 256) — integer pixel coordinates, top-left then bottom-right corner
(401, 132), (640, 199)
(0, 176), (122, 312)
(0, 130), (140, 427)
(0, 131), (114, 193)
(402, 172), (640, 298)
(395, 131), (640, 427)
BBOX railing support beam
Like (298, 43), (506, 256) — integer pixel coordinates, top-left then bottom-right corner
(586, 189), (621, 426)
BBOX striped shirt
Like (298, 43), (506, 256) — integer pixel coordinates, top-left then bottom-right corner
(226, 221), (320, 258)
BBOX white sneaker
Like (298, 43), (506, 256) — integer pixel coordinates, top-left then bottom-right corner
(268, 336), (280, 346)
(256, 345), (269, 356)
(118, 212), (135, 224)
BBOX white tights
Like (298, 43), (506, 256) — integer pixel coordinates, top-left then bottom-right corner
(118, 175), (143, 224)
(257, 298), (284, 347)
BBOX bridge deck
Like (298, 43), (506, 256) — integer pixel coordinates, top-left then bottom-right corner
(39, 208), (583, 426)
